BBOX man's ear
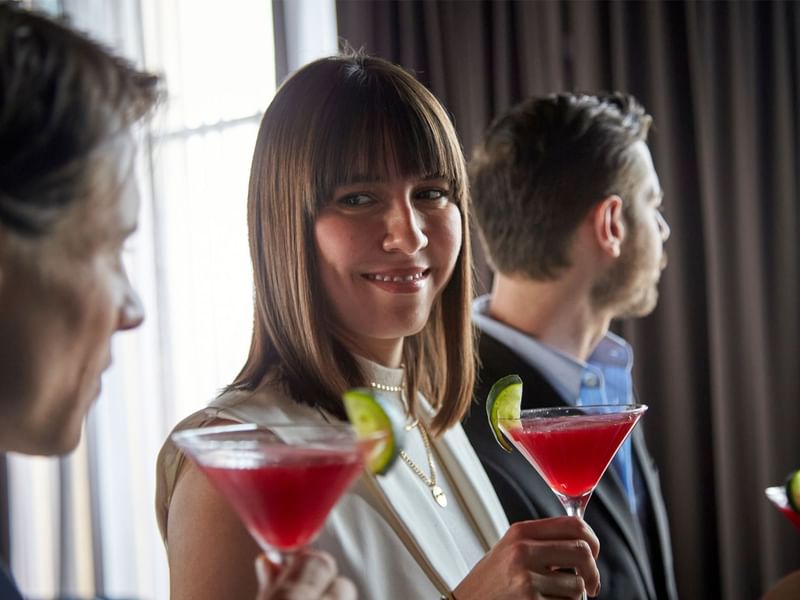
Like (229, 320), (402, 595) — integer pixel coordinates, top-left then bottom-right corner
(590, 195), (625, 258)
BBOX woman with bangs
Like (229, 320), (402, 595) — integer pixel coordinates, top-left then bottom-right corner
(157, 54), (601, 599)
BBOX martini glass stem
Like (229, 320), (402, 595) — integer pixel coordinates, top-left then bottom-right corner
(561, 494), (590, 519)
(560, 495), (591, 600)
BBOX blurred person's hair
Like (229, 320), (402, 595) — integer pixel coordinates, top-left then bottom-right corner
(231, 53), (475, 436)
(0, 1), (159, 236)
(470, 92), (652, 279)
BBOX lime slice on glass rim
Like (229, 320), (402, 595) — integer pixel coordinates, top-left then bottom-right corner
(786, 469), (800, 513)
(486, 374), (523, 453)
(342, 388), (405, 475)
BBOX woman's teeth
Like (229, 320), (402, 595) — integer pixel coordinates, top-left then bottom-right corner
(366, 271), (426, 282)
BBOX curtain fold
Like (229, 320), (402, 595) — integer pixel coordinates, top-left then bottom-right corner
(337, 2), (800, 598)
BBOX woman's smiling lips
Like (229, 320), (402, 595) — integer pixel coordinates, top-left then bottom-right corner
(362, 267), (430, 293)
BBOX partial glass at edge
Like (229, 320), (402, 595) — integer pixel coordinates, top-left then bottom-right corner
(765, 485), (800, 532)
(498, 404), (648, 519)
(171, 422), (381, 563)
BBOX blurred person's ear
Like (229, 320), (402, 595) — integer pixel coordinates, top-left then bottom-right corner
(590, 195), (624, 258)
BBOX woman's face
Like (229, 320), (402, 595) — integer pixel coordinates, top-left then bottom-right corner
(314, 170), (462, 366)
(0, 138), (143, 455)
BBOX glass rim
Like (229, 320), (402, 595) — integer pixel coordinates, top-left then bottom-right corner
(498, 403), (649, 422)
(171, 421), (362, 446)
(765, 485), (789, 508)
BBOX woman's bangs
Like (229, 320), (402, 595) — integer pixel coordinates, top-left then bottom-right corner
(312, 76), (464, 205)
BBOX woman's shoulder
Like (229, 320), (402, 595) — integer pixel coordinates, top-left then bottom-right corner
(209, 380), (327, 425)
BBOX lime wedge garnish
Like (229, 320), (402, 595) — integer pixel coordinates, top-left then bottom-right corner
(342, 388), (405, 475)
(786, 469), (800, 513)
(486, 374), (523, 453)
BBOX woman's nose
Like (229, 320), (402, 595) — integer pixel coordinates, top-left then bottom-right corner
(382, 199), (428, 254)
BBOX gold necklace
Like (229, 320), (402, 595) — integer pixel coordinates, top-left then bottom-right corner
(399, 425), (448, 508)
(368, 381), (445, 507)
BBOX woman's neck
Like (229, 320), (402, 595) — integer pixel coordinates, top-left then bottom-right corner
(338, 332), (405, 368)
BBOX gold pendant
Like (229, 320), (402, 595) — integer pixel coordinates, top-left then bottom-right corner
(432, 485), (448, 508)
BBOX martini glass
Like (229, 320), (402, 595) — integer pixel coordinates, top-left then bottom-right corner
(498, 404), (647, 599)
(172, 422), (381, 563)
(765, 486), (800, 532)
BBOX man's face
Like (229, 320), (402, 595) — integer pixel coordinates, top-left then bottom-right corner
(592, 141), (671, 318)
(0, 136), (143, 455)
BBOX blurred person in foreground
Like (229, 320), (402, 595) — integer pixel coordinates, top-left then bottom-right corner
(0, 3), (352, 598)
(462, 93), (678, 600)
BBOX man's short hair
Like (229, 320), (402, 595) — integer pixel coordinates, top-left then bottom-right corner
(0, 1), (159, 236)
(470, 92), (652, 279)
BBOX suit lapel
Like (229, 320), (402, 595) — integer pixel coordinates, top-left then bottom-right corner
(632, 419), (678, 599)
(479, 332), (658, 599)
(593, 429), (657, 599)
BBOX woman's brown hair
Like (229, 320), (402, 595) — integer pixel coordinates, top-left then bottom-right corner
(230, 54), (474, 436)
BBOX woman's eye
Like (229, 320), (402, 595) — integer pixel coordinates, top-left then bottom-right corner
(415, 188), (449, 203)
(337, 193), (373, 207)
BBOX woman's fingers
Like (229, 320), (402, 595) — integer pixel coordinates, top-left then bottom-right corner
(284, 550), (339, 593)
(255, 549), (355, 600)
(508, 517), (600, 558)
(255, 555), (279, 596)
(529, 568), (590, 598)
(525, 539), (600, 594)
(321, 576), (357, 600)
(501, 517), (601, 598)
(453, 516), (602, 599)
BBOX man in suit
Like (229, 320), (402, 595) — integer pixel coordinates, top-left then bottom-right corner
(463, 93), (678, 599)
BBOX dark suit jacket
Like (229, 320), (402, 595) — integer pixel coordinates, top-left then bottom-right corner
(463, 331), (678, 600)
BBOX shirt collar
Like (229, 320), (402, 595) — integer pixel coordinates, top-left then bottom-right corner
(472, 295), (633, 404)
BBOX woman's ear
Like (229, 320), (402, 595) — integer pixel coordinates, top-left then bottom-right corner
(590, 195), (625, 258)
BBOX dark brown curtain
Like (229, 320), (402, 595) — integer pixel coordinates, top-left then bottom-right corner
(336, 1), (800, 598)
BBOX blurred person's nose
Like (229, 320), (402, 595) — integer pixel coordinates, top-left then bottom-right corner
(119, 279), (144, 331)
(657, 211), (670, 242)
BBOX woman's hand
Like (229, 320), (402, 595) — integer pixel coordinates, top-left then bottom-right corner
(453, 517), (601, 599)
(255, 549), (357, 600)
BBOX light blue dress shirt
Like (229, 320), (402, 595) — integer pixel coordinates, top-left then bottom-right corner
(473, 295), (644, 515)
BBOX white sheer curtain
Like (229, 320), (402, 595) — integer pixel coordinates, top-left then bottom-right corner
(7, 1), (337, 598)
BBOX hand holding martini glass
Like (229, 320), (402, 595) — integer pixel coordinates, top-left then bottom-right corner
(487, 375), (648, 599)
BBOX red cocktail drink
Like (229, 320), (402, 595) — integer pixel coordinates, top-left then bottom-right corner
(173, 422), (378, 560)
(200, 446), (363, 550)
(505, 412), (642, 499)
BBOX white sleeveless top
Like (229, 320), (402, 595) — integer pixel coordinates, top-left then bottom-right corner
(156, 358), (509, 598)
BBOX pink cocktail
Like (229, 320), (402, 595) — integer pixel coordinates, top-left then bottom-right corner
(506, 412), (641, 500)
(173, 422), (376, 560)
(499, 404), (647, 600)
